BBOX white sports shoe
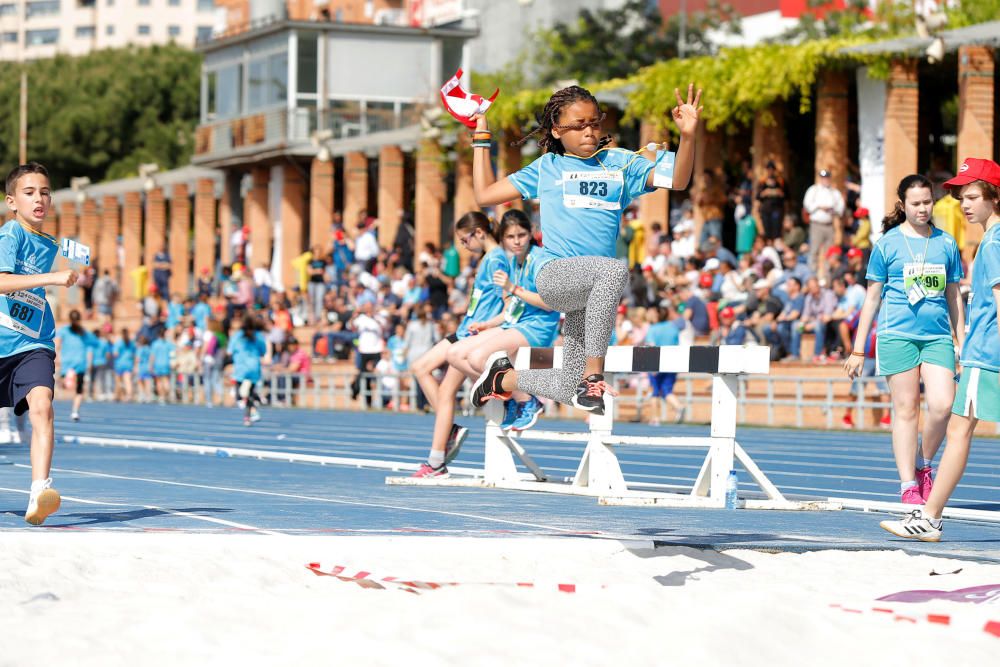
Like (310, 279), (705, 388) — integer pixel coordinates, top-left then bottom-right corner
(25, 478), (61, 526)
(880, 509), (943, 542)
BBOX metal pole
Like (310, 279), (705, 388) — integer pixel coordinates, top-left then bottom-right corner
(678, 0), (687, 59)
(19, 69), (27, 163)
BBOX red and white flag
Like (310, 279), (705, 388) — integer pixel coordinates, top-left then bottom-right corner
(440, 68), (499, 128)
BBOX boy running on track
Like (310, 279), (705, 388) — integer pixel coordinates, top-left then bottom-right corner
(881, 158), (1000, 542)
(229, 314), (268, 426)
(467, 84), (701, 415)
(845, 175), (964, 504)
(410, 212), (509, 477)
(1, 162), (79, 525)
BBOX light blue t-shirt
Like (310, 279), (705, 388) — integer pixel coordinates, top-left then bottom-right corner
(228, 330), (267, 383)
(191, 301), (212, 331)
(456, 246), (510, 339)
(166, 301), (184, 328)
(136, 344), (152, 376)
(387, 334), (407, 372)
(92, 337), (113, 368)
(508, 148), (655, 268)
(150, 338), (175, 376)
(645, 321), (681, 348)
(962, 223), (1000, 371)
(0, 221), (59, 356)
(113, 339), (136, 374)
(501, 245), (561, 348)
(866, 226), (963, 340)
(56, 326), (97, 375)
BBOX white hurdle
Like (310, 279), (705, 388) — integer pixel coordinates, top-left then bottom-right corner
(387, 345), (838, 511)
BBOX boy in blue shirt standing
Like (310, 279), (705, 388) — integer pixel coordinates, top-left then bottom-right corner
(1, 163), (79, 525)
(882, 158), (1000, 542)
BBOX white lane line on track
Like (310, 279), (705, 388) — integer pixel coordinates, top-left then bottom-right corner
(20, 464), (592, 535)
(0, 484), (281, 534)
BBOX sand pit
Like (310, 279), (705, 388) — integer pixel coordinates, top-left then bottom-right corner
(2, 533), (997, 665)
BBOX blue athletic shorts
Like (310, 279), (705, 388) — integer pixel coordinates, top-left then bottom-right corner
(649, 372), (678, 398)
(0, 348), (55, 415)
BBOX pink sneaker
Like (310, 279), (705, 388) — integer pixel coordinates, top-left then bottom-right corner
(901, 486), (924, 505)
(411, 463), (448, 479)
(916, 467), (934, 501)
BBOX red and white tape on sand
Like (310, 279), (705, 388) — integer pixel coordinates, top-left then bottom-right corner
(306, 562), (604, 595)
(830, 603), (1000, 638)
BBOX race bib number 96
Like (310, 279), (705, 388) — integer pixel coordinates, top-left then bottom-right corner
(562, 171), (624, 210)
(903, 263), (946, 297)
(0, 290), (45, 339)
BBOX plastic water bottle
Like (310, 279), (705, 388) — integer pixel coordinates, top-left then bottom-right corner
(725, 470), (739, 509)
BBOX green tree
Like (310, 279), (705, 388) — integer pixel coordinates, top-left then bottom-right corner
(0, 44), (201, 189)
(534, 0), (741, 86)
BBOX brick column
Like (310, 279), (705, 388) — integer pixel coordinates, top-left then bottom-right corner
(193, 178), (217, 281)
(310, 156), (335, 251)
(378, 145), (405, 251)
(42, 207), (57, 237)
(414, 139), (445, 253)
(143, 187), (166, 270)
(454, 135), (476, 223)
(883, 59), (919, 216)
(281, 168), (307, 292)
(122, 192), (142, 301)
(692, 125), (724, 240)
(815, 70), (850, 193)
(246, 167), (270, 268)
(219, 176), (235, 266)
(58, 202), (78, 239)
(497, 132), (524, 216)
(78, 199), (100, 266)
(99, 195), (120, 280)
(169, 184), (191, 296)
(343, 151), (369, 231)
(958, 45), (995, 246)
(638, 120), (670, 237)
(751, 102), (792, 225)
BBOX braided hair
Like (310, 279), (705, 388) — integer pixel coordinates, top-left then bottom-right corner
(514, 85), (612, 155)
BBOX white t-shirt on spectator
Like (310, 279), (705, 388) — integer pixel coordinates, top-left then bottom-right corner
(354, 314), (384, 355)
(671, 234), (696, 260)
(355, 230), (379, 263)
(803, 184), (845, 225)
(254, 267), (272, 288)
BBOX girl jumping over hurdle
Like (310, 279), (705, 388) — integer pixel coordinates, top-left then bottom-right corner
(845, 174), (965, 505)
(881, 158), (1000, 541)
(467, 84), (701, 415)
(410, 211), (509, 477)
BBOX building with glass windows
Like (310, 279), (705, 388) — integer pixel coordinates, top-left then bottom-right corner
(0, 0), (220, 59)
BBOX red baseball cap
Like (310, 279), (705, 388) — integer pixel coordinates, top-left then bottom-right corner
(825, 245), (843, 259)
(944, 158), (1000, 188)
(853, 207), (869, 219)
(847, 247), (863, 259)
(719, 306), (735, 320)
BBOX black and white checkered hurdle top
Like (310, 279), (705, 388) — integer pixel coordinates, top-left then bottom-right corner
(513, 345), (770, 375)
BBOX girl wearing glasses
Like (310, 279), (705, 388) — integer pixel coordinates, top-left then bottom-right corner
(410, 211), (508, 477)
(466, 84), (702, 415)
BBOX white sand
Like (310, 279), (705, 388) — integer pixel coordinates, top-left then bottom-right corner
(1, 534), (997, 666)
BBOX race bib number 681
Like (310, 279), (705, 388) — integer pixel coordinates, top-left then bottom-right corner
(0, 290), (45, 339)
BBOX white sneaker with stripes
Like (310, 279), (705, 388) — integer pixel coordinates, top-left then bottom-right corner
(880, 509), (943, 542)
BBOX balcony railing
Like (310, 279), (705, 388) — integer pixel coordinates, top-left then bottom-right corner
(194, 105), (421, 161)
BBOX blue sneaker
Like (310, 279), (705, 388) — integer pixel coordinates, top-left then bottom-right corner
(511, 396), (543, 432)
(500, 399), (518, 429)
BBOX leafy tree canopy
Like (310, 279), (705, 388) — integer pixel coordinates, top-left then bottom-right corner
(0, 44), (201, 189)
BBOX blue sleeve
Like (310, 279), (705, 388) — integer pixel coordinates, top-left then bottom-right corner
(485, 250), (510, 277)
(508, 156), (541, 200)
(624, 153), (656, 202)
(947, 238), (964, 283)
(227, 335), (237, 354)
(256, 332), (267, 355)
(866, 242), (888, 283)
(982, 238), (1000, 288)
(0, 226), (18, 273)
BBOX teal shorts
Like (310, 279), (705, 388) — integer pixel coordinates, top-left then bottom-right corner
(952, 366), (1000, 422)
(875, 335), (955, 377)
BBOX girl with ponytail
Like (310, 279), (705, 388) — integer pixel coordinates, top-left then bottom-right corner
(845, 174), (965, 505)
(410, 211), (508, 477)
